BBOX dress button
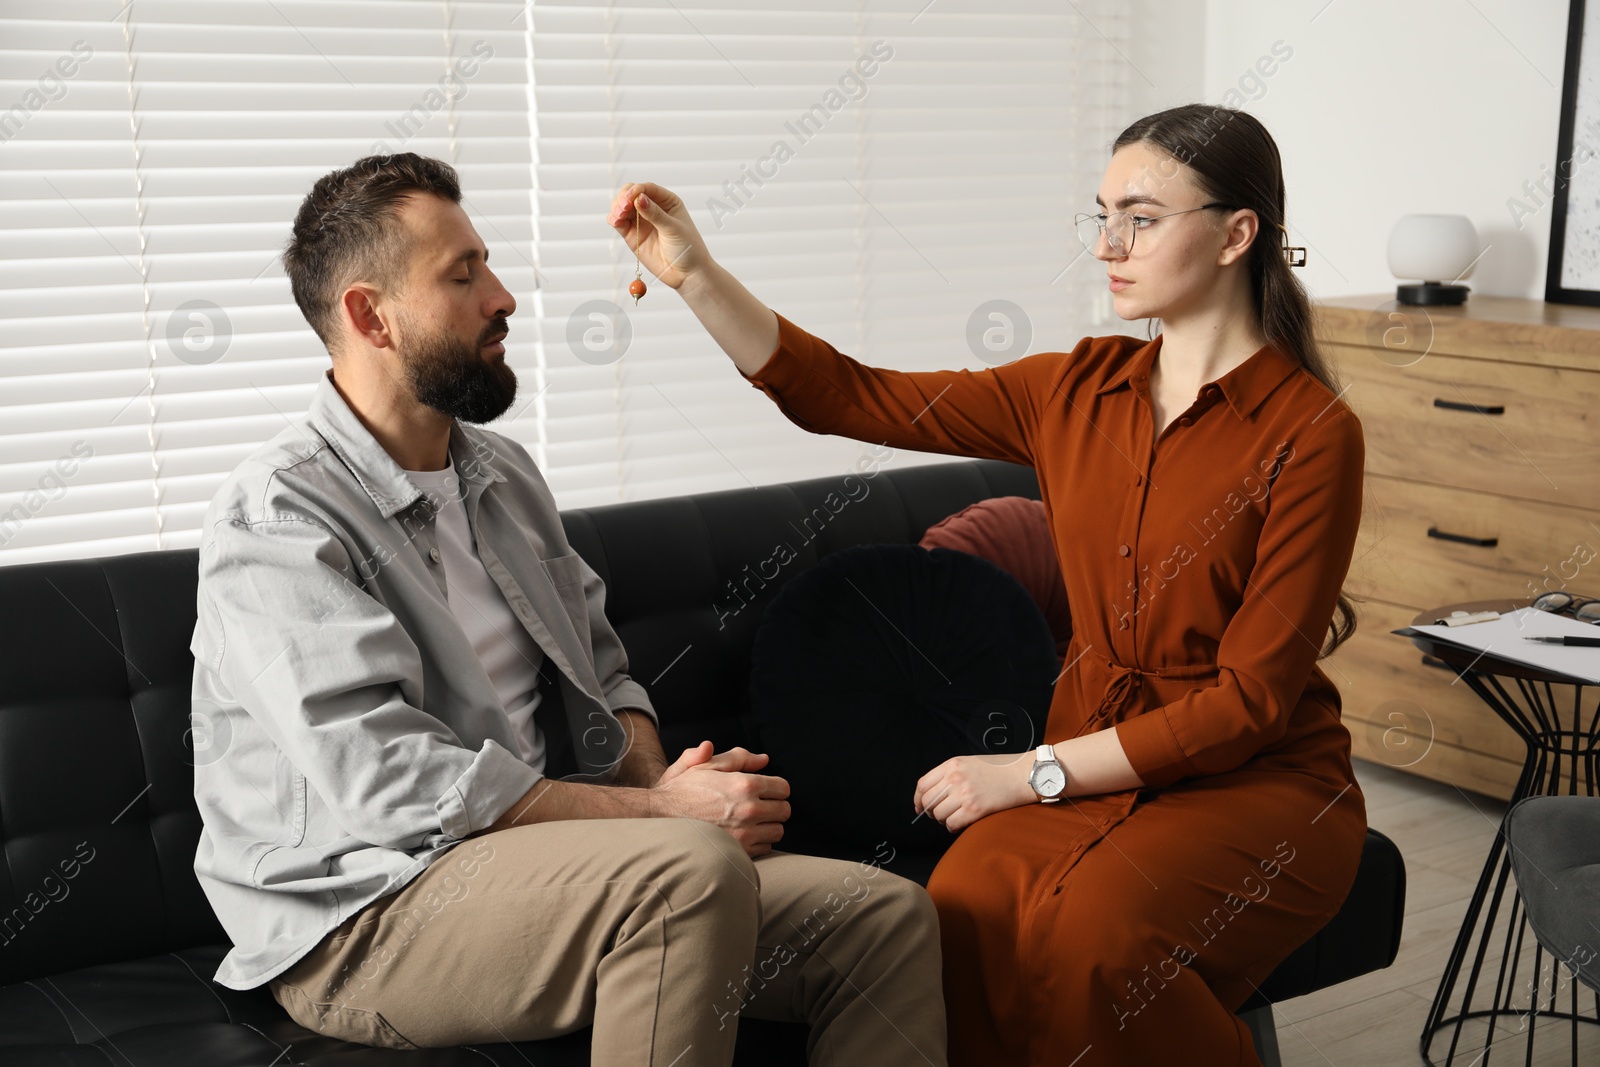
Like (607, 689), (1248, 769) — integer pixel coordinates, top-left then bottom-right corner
(1179, 416), (1192, 426)
(1134, 474), (1144, 486)
(1118, 544), (1131, 557)
(429, 547), (442, 563)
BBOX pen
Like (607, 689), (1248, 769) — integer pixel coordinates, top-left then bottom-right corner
(1522, 635), (1600, 647)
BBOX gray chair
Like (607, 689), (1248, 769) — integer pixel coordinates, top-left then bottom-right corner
(1504, 795), (1600, 993)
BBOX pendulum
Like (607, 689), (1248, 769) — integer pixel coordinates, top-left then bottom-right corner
(628, 258), (647, 306)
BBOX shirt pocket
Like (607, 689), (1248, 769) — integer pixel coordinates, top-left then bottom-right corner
(275, 748), (308, 847)
(539, 551), (591, 647)
(250, 754), (320, 888)
(539, 550), (587, 589)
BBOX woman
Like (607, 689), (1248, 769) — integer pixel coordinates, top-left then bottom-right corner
(606, 103), (1367, 1067)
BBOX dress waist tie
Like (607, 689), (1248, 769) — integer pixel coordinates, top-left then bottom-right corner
(1071, 659), (1145, 739)
(1070, 644), (1218, 739)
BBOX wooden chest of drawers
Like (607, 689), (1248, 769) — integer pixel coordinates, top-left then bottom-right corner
(1315, 294), (1600, 800)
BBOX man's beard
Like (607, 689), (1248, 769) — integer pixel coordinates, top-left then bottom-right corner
(399, 313), (517, 424)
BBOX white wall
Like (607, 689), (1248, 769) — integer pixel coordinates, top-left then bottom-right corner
(1127, 0), (1210, 117)
(1201, 0), (1573, 300)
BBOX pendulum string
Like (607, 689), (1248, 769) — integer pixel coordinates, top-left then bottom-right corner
(629, 199), (647, 305)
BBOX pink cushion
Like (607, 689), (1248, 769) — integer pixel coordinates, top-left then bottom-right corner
(919, 496), (1072, 662)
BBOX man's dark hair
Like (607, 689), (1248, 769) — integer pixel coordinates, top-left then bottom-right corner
(283, 153), (462, 350)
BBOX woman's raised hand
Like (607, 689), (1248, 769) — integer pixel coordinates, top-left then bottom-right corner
(605, 181), (779, 377)
(606, 182), (708, 291)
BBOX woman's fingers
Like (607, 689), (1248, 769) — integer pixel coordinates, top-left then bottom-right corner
(607, 182), (646, 226)
(607, 182), (678, 230)
(628, 181), (684, 215)
(605, 181), (707, 289)
(606, 186), (635, 230)
(630, 191), (688, 264)
(913, 760), (948, 814)
(929, 792), (961, 831)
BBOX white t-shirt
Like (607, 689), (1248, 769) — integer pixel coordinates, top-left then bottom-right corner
(403, 460), (547, 776)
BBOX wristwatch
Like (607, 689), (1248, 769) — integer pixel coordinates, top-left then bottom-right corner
(1028, 744), (1066, 804)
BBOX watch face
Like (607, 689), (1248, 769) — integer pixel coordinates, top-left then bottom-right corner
(1033, 762), (1066, 797)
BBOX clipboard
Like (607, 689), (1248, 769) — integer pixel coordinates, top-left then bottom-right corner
(1392, 607), (1600, 684)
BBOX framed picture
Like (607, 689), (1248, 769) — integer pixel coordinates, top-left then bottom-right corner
(1548, 0), (1600, 304)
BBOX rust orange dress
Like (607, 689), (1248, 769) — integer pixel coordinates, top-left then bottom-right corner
(738, 312), (1369, 1067)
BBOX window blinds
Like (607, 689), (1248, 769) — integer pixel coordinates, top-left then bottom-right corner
(0, 0), (1129, 566)
(527, 0), (1131, 507)
(0, 0), (537, 565)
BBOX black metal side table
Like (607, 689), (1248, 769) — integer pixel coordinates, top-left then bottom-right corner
(1402, 598), (1600, 1066)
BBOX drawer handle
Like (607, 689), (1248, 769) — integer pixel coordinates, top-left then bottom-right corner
(1433, 397), (1505, 415)
(1427, 526), (1498, 548)
(1421, 654), (1455, 671)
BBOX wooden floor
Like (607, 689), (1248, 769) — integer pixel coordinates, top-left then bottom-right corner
(1270, 758), (1600, 1066)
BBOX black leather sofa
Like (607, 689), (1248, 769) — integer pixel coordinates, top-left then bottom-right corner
(0, 456), (1404, 1066)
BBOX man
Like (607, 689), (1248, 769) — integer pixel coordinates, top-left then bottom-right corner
(188, 153), (946, 1066)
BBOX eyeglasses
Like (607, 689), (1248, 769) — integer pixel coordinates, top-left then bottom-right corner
(1531, 590), (1600, 623)
(1074, 202), (1234, 258)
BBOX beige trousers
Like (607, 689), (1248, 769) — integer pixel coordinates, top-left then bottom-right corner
(267, 818), (947, 1066)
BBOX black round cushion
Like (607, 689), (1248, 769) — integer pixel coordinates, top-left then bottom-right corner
(745, 543), (1059, 857)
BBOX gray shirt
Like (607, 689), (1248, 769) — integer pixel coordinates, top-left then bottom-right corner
(189, 367), (658, 990)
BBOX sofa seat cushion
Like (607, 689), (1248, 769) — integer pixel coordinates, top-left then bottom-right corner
(0, 943), (807, 1066)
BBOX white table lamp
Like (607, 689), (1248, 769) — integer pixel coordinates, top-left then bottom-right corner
(1387, 214), (1479, 306)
